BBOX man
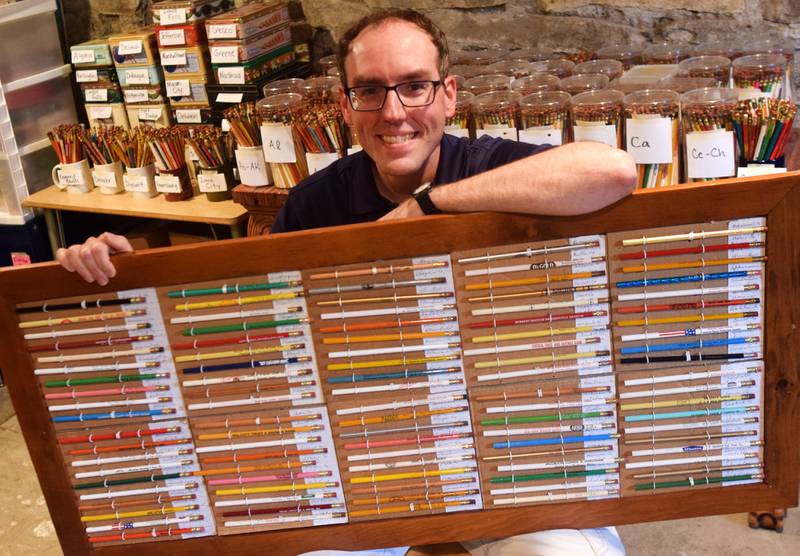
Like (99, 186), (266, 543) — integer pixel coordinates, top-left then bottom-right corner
(57, 9), (634, 556)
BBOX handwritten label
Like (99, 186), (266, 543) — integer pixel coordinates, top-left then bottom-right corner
(92, 172), (117, 188)
(124, 89), (150, 103)
(519, 125), (563, 146)
(260, 123), (297, 163)
(476, 126), (518, 141)
(236, 148), (270, 186)
(160, 49), (187, 66)
(166, 79), (191, 97)
(155, 174), (182, 193)
(573, 124), (619, 148)
(75, 69), (98, 83)
(444, 126), (469, 138)
(207, 24), (237, 39)
(71, 50), (95, 64)
(159, 9), (186, 25)
(138, 107), (162, 121)
(123, 174), (149, 193)
(216, 93), (243, 104)
(57, 168), (87, 187)
(306, 152), (340, 174)
(685, 129), (735, 179)
(625, 117), (673, 164)
(737, 165), (787, 177)
(89, 106), (113, 120)
(218, 66), (245, 85)
(221, 119), (231, 133)
(210, 46), (239, 64)
(176, 109), (201, 124)
(117, 40), (143, 55)
(85, 88), (108, 102)
(159, 29), (186, 46)
(125, 68), (151, 85)
(198, 173), (228, 192)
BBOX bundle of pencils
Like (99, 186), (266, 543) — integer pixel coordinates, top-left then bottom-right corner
(223, 102), (261, 147)
(187, 126), (234, 169)
(115, 127), (154, 169)
(80, 127), (128, 165)
(48, 124), (85, 164)
(294, 106), (347, 154)
(146, 127), (188, 171)
(624, 90), (680, 188)
(733, 54), (785, 99)
(732, 98), (797, 164)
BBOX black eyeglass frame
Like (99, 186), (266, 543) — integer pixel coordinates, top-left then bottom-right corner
(344, 80), (443, 111)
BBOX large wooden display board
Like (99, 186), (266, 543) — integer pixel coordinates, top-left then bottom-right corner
(0, 176), (798, 555)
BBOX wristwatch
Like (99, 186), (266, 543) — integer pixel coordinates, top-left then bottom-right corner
(412, 182), (442, 215)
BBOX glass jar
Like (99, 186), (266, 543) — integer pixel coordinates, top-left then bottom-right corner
(519, 91), (572, 146)
(511, 74), (560, 96)
(643, 43), (689, 65)
(257, 93), (309, 189)
(470, 90), (522, 141)
(301, 75), (341, 105)
(676, 56), (732, 87)
(574, 59), (624, 81)
(487, 59), (534, 79)
(680, 87), (738, 181)
(623, 89), (680, 188)
(530, 58), (575, 79)
(732, 53), (787, 99)
(445, 91), (475, 138)
(571, 89), (624, 149)
(691, 40), (741, 60)
(558, 74), (609, 96)
(317, 54), (337, 76)
(595, 45), (643, 70)
(464, 74), (512, 96)
(263, 78), (304, 97)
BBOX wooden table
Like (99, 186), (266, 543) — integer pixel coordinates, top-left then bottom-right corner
(23, 185), (249, 254)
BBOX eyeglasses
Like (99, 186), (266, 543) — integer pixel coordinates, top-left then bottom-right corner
(345, 80), (442, 111)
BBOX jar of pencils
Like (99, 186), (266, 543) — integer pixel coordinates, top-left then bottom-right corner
(732, 98), (797, 167)
(681, 87), (739, 181)
(573, 59), (624, 81)
(511, 74), (560, 96)
(224, 103), (271, 187)
(733, 54), (786, 99)
(530, 58), (575, 78)
(676, 56), (732, 87)
(571, 89), (624, 148)
(519, 91), (571, 146)
(558, 74), (609, 96)
(486, 59), (534, 79)
(263, 78), (304, 97)
(257, 93), (309, 189)
(470, 90), (522, 140)
(691, 41), (740, 60)
(189, 126), (236, 202)
(743, 38), (794, 100)
(317, 54), (337, 76)
(464, 74), (512, 96)
(298, 76), (346, 173)
(83, 126), (126, 195)
(643, 43), (688, 65)
(149, 128), (193, 201)
(300, 76), (340, 106)
(444, 91), (474, 138)
(623, 89), (680, 188)
(595, 45), (643, 70)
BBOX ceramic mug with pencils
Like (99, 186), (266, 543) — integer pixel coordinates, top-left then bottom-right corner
(91, 161), (125, 194)
(123, 164), (158, 198)
(52, 159), (94, 194)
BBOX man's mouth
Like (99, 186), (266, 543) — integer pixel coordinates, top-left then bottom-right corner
(379, 133), (417, 144)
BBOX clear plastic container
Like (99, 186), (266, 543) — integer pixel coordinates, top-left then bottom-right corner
(574, 59), (624, 80)
(530, 59), (575, 79)
(317, 53), (337, 75)
(486, 59), (533, 79)
(464, 74), (512, 96)
(519, 91), (571, 146)
(470, 90), (522, 141)
(558, 73), (609, 96)
(680, 87), (738, 181)
(733, 54), (787, 99)
(0, 138), (58, 220)
(451, 74), (466, 90)
(571, 89), (624, 149)
(300, 75), (340, 105)
(677, 56), (732, 87)
(623, 89), (680, 188)
(511, 47), (555, 63)
(256, 93), (308, 188)
(464, 48), (505, 67)
(0, 0), (63, 84)
(691, 40), (741, 60)
(263, 77), (304, 96)
(643, 43), (689, 65)
(450, 64), (485, 79)
(445, 90), (474, 139)
(595, 45), (643, 70)
(732, 97), (797, 165)
(511, 74), (560, 95)
(742, 39), (794, 100)
(655, 76), (716, 94)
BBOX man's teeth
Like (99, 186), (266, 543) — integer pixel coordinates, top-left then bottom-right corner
(381, 134), (414, 144)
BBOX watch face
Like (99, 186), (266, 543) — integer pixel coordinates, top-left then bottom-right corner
(413, 182), (432, 196)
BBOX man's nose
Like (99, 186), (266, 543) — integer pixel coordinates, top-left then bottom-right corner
(382, 89), (406, 121)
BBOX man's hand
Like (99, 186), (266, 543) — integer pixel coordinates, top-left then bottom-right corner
(55, 232), (134, 286)
(378, 198), (425, 221)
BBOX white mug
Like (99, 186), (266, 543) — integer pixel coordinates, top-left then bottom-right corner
(52, 159), (93, 194)
(123, 163), (158, 198)
(92, 161), (124, 194)
(235, 146), (271, 187)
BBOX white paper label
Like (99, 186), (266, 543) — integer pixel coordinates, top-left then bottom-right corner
(198, 173), (228, 192)
(686, 129), (736, 179)
(625, 117), (674, 164)
(347, 145), (363, 156)
(306, 152), (340, 174)
(737, 165), (787, 177)
(71, 50), (95, 64)
(216, 92), (243, 103)
(159, 9), (186, 25)
(124, 68), (149, 85)
(159, 29), (186, 46)
(57, 168), (87, 187)
(85, 88), (108, 102)
(161, 49), (188, 66)
(123, 174), (148, 193)
(92, 172), (117, 188)
(221, 119), (231, 133)
(76, 69), (98, 83)
(118, 40), (143, 55)
(166, 79), (191, 97)
(519, 125), (563, 146)
(236, 149), (270, 186)
(261, 124), (297, 163)
(138, 107), (162, 121)
(476, 126), (518, 140)
(176, 109), (202, 124)
(444, 126), (469, 138)
(89, 106), (113, 120)
(211, 46), (239, 64)
(124, 89), (150, 103)
(208, 24), (237, 39)
(155, 174), (182, 193)
(218, 66), (245, 85)
(573, 124), (619, 148)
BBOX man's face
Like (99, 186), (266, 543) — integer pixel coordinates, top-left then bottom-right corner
(340, 19), (456, 186)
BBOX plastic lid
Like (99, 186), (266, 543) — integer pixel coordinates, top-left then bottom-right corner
(558, 73), (609, 95)
(678, 56), (732, 76)
(263, 78), (304, 96)
(318, 54), (337, 71)
(529, 59), (575, 78)
(470, 90), (523, 113)
(301, 76), (341, 103)
(454, 90), (475, 108)
(450, 64), (484, 79)
(623, 89), (680, 113)
(451, 74), (466, 89)
(572, 88), (624, 108)
(680, 86), (738, 109)
(464, 73), (512, 95)
(643, 43), (689, 64)
(656, 76), (717, 94)
(487, 59), (533, 78)
(574, 59), (624, 80)
(511, 47), (555, 62)
(452, 48), (505, 66)
(595, 45), (643, 61)
(742, 38), (795, 60)
(326, 66), (341, 77)
(691, 41), (740, 59)
(256, 92), (304, 119)
(520, 90), (571, 112)
(512, 74), (560, 95)
(732, 53), (787, 72)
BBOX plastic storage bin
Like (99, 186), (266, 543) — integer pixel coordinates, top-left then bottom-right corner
(0, 138), (58, 223)
(0, 0), (63, 84)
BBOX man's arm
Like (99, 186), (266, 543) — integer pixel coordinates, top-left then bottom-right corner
(381, 142), (637, 220)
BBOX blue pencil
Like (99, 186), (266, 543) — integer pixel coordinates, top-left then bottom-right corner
(492, 432), (615, 450)
(624, 406), (753, 422)
(52, 409), (172, 423)
(615, 270), (757, 289)
(620, 337), (755, 355)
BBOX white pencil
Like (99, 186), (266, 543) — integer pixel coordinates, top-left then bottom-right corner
(72, 449), (191, 467)
(347, 444), (473, 463)
(471, 298), (605, 317)
(620, 379), (757, 399)
(624, 452), (758, 469)
(188, 392), (314, 411)
(493, 488), (616, 506)
(458, 241), (600, 264)
(34, 361), (159, 376)
(182, 369), (313, 388)
(195, 435), (321, 454)
(623, 366), (761, 386)
(74, 459), (192, 479)
(321, 304), (455, 321)
(170, 306), (302, 325)
(620, 324), (759, 342)
(37, 347), (163, 364)
(624, 417), (758, 435)
(225, 512), (345, 528)
(498, 457), (620, 473)
(24, 322), (149, 340)
(85, 515), (203, 534)
(328, 342), (460, 359)
(335, 394), (467, 416)
(486, 398), (614, 414)
(630, 440), (762, 458)
(349, 454), (474, 473)
(477, 360), (611, 382)
(464, 337), (598, 357)
(214, 493), (337, 508)
(49, 396), (171, 412)
(483, 423), (613, 437)
(617, 284), (759, 302)
(622, 226), (766, 246)
(464, 257), (604, 277)
(332, 379), (462, 396)
(491, 479), (616, 496)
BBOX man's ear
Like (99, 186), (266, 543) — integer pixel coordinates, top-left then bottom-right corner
(443, 75), (457, 119)
(339, 85), (352, 125)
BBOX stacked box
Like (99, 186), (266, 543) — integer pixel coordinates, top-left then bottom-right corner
(70, 39), (129, 129)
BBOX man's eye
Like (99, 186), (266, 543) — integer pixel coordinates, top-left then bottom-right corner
(358, 87), (380, 98)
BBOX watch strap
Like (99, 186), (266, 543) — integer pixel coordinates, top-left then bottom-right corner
(413, 186), (442, 215)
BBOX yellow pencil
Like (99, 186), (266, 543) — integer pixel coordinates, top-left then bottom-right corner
(316, 292), (451, 307)
(175, 343), (303, 363)
(174, 293), (301, 311)
(471, 325), (601, 344)
(349, 499), (472, 517)
(215, 481), (337, 496)
(19, 310), (146, 329)
(621, 394), (753, 411)
(327, 354), (458, 371)
(616, 312), (757, 327)
(474, 351), (605, 369)
(339, 407), (465, 427)
(80, 504), (197, 522)
(323, 331), (457, 345)
(465, 271), (604, 291)
(621, 257), (765, 273)
(350, 467), (476, 484)
(192, 460), (306, 476)
(197, 425), (322, 441)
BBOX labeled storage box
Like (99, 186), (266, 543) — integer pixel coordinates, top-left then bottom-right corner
(209, 24), (291, 64)
(212, 42), (294, 84)
(205, 1), (288, 40)
(151, 0), (230, 25)
(160, 46), (212, 77)
(126, 103), (172, 128)
(165, 75), (210, 105)
(117, 65), (164, 87)
(108, 30), (159, 67)
(156, 21), (207, 48)
(70, 39), (113, 68)
(85, 103), (130, 129)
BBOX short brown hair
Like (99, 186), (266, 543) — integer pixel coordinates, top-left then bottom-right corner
(335, 9), (450, 87)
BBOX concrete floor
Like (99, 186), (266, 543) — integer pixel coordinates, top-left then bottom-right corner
(0, 387), (796, 556)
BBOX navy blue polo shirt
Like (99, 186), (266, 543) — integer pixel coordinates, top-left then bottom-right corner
(270, 134), (548, 233)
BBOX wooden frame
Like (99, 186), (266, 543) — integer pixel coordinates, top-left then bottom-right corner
(1, 174), (798, 555)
